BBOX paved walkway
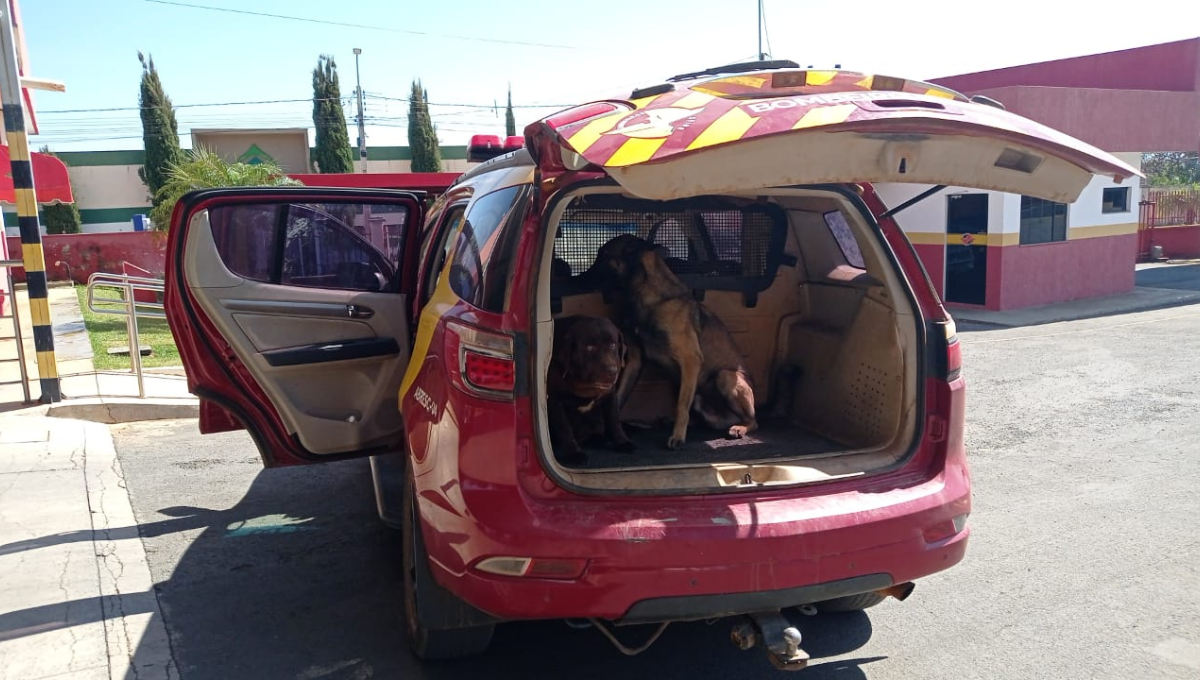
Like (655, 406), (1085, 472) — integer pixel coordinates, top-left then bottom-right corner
(0, 414), (176, 679)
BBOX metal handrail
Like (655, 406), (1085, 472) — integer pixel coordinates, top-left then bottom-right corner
(1, 258), (31, 402)
(86, 272), (167, 398)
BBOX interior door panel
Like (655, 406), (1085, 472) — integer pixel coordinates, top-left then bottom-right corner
(183, 209), (411, 455)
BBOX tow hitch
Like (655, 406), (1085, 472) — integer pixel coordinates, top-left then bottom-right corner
(730, 611), (810, 671)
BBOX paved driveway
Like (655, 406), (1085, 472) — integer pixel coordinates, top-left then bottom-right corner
(110, 303), (1200, 679)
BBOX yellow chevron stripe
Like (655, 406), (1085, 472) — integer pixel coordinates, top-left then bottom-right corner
(672, 91), (716, 109)
(15, 187), (37, 216)
(28, 296), (51, 326)
(924, 87), (956, 99)
(21, 243), (45, 272)
(721, 75), (767, 88)
(805, 70), (837, 86)
(792, 104), (857, 130)
(36, 350), (59, 380)
(5, 133), (30, 161)
(686, 104), (756, 152)
(605, 137), (668, 167)
(856, 76), (874, 89)
(567, 114), (626, 154)
(397, 270), (465, 409)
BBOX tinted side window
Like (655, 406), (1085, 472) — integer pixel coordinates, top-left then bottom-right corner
(209, 205), (278, 281)
(448, 186), (523, 311)
(208, 202), (408, 292)
(422, 205), (466, 305)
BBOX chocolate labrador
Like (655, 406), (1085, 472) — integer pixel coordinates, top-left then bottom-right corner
(547, 315), (636, 465)
(588, 234), (758, 449)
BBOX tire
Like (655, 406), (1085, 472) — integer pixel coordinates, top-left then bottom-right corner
(815, 592), (887, 613)
(402, 463), (495, 660)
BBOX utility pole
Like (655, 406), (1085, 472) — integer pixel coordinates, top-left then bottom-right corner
(353, 47), (367, 173)
(0, 5), (59, 402)
(757, 0), (764, 60)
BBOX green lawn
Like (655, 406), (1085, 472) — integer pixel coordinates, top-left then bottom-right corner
(76, 286), (181, 370)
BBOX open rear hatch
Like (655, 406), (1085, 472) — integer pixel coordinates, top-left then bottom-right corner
(526, 67), (1140, 493)
(526, 68), (1139, 202)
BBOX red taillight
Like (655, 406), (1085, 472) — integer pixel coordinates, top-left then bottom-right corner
(445, 320), (515, 400)
(464, 351), (515, 392)
(474, 556), (589, 580)
(946, 338), (962, 381)
(942, 318), (962, 382)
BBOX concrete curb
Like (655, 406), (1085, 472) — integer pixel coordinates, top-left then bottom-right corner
(82, 420), (177, 678)
(951, 288), (1200, 329)
(46, 398), (199, 424)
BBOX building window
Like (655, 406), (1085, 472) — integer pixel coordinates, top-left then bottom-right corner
(1102, 186), (1131, 213)
(1020, 196), (1068, 245)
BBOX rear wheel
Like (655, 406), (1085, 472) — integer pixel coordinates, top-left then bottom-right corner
(402, 463), (495, 660)
(815, 592), (887, 612)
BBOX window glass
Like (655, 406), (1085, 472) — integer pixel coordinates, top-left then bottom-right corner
(823, 210), (866, 268)
(448, 186), (523, 310)
(423, 205), (466, 304)
(209, 205), (278, 281)
(206, 201), (409, 291)
(1019, 196), (1068, 245)
(1102, 187), (1131, 213)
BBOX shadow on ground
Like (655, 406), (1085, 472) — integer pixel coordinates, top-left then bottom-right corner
(94, 423), (880, 680)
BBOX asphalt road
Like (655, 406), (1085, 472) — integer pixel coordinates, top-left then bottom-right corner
(111, 304), (1200, 680)
(1136, 263), (1200, 291)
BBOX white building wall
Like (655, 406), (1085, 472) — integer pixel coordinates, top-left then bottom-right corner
(69, 165), (151, 209)
(872, 184), (1009, 244)
(876, 157), (1142, 246)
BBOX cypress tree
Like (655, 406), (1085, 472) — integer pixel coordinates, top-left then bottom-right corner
(312, 55), (355, 173)
(137, 52), (183, 208)
(408, 80), (442, 172)
(505, 85), (516, 137)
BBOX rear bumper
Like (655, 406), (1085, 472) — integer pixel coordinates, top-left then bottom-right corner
(421, 459), (971, 622)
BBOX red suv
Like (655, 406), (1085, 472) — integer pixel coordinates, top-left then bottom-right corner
(164, 62), (1137, 669)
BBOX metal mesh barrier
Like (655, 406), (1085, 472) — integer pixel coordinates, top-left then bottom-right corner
(551, 194), (788, 301)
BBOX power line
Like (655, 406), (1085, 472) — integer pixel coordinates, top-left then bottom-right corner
(41, 93), (567, 115)
(365, 93), (570, 110)
(144, 0), (578, 50)
(41, 97), (345, 114)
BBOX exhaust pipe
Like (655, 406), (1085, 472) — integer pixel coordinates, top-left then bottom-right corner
(875, 582), (916, 602)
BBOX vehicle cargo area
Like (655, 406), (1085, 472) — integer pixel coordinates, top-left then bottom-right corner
(535, 187), (922, 491)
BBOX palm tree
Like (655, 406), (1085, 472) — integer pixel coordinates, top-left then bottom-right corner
(149, 148), (302, 229)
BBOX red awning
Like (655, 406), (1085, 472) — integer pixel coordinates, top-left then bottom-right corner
(0, 147), (74, 205)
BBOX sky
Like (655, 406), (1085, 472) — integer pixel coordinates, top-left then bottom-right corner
(18, 0), (1200, 152)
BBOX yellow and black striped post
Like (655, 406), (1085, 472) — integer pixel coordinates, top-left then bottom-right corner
(0, 7), (59, 402)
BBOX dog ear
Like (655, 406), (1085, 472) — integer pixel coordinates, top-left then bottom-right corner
(618, 331), (627, 368)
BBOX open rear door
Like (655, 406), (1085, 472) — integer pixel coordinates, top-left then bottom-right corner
(164, 188), (426, 467)
(527, 69), (1141, 202)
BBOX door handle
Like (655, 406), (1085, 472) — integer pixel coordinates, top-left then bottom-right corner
(346, 304), (374, 319)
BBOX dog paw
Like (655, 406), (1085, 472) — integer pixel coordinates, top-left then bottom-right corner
(728, 425), (748, 439)
(665, 435), (686, 450)
(613, 439), (637, 453)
